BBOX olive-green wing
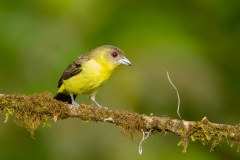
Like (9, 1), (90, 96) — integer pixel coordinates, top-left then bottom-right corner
(57, 53), (91, 88)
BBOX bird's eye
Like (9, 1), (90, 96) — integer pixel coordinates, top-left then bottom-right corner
(111, 52), (118, 58)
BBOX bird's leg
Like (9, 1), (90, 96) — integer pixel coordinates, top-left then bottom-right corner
(70, 94), (79, 109)
(93, 100), (102, 108)
(89, 93), (108, 110)
(89, 94), (101, 107)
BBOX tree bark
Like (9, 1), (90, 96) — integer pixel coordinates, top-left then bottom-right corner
(0, 92), (240, 153)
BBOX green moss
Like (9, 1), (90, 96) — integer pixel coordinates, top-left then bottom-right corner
(0, 92), (70, 136)
(1, 93), (240, 153)
(179, 117), (240, 153)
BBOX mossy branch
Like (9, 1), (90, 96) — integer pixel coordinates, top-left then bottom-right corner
(0, 92), (240, 153)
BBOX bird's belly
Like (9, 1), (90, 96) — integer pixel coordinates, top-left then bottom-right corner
(62, 69), (111, 95)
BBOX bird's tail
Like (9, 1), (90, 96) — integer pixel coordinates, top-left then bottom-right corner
(54, 93), (77, 104)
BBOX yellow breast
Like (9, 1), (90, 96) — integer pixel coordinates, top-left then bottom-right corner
(59, 59), (114, 95)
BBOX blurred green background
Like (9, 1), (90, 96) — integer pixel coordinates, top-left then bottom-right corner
(1, 0), (240, 159)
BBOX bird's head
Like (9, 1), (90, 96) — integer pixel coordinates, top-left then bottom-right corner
(93, 45), (132, 69)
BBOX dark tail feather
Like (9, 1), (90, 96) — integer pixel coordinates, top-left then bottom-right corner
(54, 93), (77, 104)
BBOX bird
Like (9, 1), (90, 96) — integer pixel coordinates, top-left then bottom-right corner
(54, 45), (132, 109)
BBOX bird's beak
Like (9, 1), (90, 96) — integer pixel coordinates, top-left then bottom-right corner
(118, 57), (132, 66)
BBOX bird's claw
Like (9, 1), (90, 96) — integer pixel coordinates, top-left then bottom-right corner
(71, 101), (80, 109)
(96, 104), (108, 110)
(102, 106), (108, 110)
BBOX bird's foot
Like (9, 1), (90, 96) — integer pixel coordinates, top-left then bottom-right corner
(70, 94), (80, 109)
(102, 106), (108, 110)
(95, 104), (108, 110)
(71, 101), (80, 109)
(92, 100), (108, 110)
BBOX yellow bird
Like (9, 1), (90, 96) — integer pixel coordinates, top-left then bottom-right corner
(54, 45), (132, 108)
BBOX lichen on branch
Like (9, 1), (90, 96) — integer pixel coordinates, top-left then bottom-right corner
(0, 92), (240, 153)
